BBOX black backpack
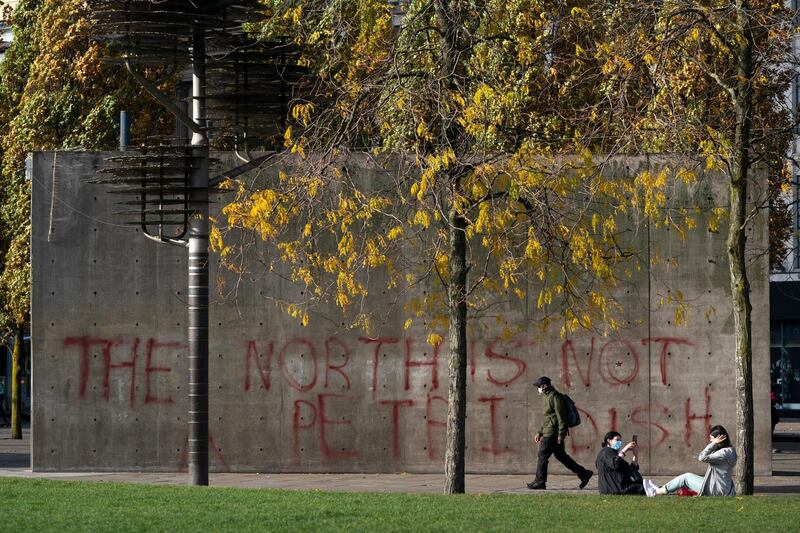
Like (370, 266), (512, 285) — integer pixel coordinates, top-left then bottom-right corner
(559, 393), (581, 428)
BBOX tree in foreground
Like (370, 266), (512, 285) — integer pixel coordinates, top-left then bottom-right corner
(609, 0), (795, 494)
(216, 0), (684, 493)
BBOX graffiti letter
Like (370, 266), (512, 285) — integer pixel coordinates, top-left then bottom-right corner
(104, 337), (138, 406)
(292, 399), (316, 464)
(568, 406), (599, 456)
(244, 340), (274, 392)
(608, 407), (618, 432)
(380, 399), (414, 459)
(561, 338), (594, 390)
(324, 337), (351, 390)
(684, 386), (712, 447)
(144, 338), (178, 404)
(643, 337), (694, 386)
(318, 394), (359, 459)
(64, 336), (116, 400)
(630, 404), (671, 447)
(479, 395), (516, 455)
(359, 336), (399, 400)
(404, 338), (439, 391)
(279, 339), (318, 392)
(426, 394), (447, 461)
(485, 338), (528, 386)
(599, 339), (639, 386)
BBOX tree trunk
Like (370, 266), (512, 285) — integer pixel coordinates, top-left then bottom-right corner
(729, 0), (754, 496)
(11, 324), (23, 439)
(433, 0), (469, 495)
(444, 203), (468, 494)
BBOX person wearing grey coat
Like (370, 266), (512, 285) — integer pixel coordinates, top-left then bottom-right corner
(644, 425), (737, 497)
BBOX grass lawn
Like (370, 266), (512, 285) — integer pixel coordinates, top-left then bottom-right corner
(1, 477), (797, 532)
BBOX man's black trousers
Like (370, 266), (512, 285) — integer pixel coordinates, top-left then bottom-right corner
(533, 435), (588, 483)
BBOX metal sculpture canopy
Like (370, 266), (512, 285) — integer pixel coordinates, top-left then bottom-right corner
(92, 0), (306, 149)
(89, 147), (220, 242)
(87, 0), (307, 485)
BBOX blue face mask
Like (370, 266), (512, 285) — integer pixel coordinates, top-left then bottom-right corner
(611, 440), (623, 451)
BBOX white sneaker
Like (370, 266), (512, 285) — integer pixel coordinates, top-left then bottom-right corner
(643, 479), (657, 497)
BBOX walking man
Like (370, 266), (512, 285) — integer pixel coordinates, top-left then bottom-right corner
(527, 376), (593, 490)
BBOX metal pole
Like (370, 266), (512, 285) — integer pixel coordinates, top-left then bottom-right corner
(188, 24), (209, 487)
(120, 111), (131, 151)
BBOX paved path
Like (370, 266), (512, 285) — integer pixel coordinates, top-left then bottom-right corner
(2, 421), (799, 495)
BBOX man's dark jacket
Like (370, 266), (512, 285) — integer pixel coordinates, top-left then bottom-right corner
(538, 387), (568, 440)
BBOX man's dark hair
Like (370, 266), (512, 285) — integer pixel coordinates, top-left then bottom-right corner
(533, 376), (551, 387)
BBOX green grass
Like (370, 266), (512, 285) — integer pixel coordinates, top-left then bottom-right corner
(1, 477), (797, 532)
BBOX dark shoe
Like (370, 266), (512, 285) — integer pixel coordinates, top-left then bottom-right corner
(527, 481), (546, 490)
(578, 471), (593, 489)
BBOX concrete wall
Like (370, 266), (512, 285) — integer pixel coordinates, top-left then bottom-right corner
(30, 151), (772, 475)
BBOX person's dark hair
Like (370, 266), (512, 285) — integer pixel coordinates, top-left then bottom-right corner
(602, 431), (621, 448)
(710, 425), (732, 448)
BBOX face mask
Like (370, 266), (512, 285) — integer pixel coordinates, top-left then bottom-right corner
(611, 440), (623, 451)
(537, 387), (544, 395)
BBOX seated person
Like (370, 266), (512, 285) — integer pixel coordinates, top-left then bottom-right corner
(596, 431), (645, 495)
(644, 425), (737, 497)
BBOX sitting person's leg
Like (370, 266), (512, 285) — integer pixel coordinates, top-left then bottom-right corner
(659, 473), (703, 495)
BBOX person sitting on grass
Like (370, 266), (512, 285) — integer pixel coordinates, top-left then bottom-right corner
(644, 425), (737, 497)
(596, 431), (645, 495)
